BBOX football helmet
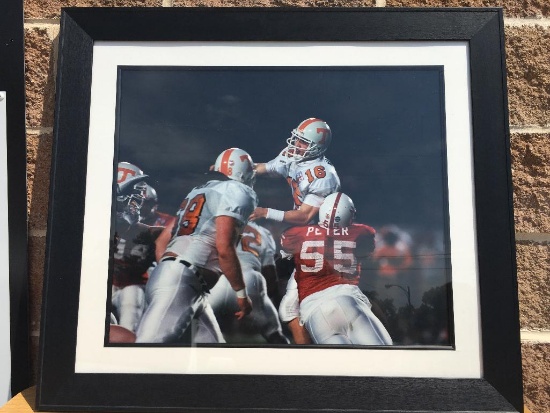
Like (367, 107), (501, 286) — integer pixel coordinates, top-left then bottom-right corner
(318, 192), (356, 229)
(116, 162), (148, 224)
(285, 118), (332, 161)
(141, 184), (159, 220)
(214, 148), (256, 187)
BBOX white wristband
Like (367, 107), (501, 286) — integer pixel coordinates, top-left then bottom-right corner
(266, 208), (285, 222)
(235, 288), (247, 299)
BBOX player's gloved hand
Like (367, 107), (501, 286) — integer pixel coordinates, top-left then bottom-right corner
(249, 207), (267, 221)
(274, 148), (293, 165)
(279, 249), (294, 260)
(235, 296), (253, 320)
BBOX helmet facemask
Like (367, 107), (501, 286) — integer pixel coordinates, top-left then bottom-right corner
(117, 185), (146, 224)
(285, 118), (331, 162)
(285, 134), (322, 161)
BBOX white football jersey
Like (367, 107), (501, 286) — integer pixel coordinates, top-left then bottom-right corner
(166, 179), (258, 272)
(266, 152), (340, 208)
(237, 221), (276, 272)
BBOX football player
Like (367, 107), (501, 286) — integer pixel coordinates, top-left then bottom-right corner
(135, 148), (258, 344)
(110, 162), (164, 336)
(249, 118), (341, 343)
(250, 117), (340, 225)
(208, 221), (289, 344)
(280, 193), (393, 345)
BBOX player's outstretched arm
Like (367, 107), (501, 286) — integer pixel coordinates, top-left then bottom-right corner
(254, 163), (268, 175)
(215, 215), (252, 319)
(250, 203), (319, 226)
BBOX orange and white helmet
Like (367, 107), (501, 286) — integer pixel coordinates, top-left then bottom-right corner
(117, 161), (148, 193)
(214, 148), (256, 187)
(319, 192), (356, 229)
(286, 118), (332, 161)
(116, 162), (148, 224)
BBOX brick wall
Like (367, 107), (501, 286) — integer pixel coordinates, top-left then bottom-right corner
(24, 1), (549, 411)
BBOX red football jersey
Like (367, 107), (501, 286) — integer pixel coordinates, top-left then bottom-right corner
(141, 211), (176, 228)
(112, 221), (163, 287)
(281, 223), (376, 302)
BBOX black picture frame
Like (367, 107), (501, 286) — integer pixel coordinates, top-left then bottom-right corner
(36, 8), (522, 412)
(1, 0), (31, 397)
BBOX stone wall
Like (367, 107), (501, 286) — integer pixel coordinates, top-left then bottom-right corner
(24, 1), (549, 411)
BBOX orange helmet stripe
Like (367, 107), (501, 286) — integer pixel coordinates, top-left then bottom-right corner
(219, 148), (235, 176)
(298, 118), (322, 132)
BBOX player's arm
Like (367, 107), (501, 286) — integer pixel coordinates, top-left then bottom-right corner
(155, 218), (176, 262)
(254, 163), (268, 175)
(215, 215), (252, 320)
(250, 203), (319, 225)
(355, 228), (378, 269)
(288, 319), (312, 345)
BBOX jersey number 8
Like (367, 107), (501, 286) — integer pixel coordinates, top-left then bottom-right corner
(176, 194), (206, 236)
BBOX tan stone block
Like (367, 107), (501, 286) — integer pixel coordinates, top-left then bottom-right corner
(511, 133), (550, 233)
(385, 0), (550, 18)
(28, 236), (46, 335)
(506, 26), (550, 126)
(24, 27), (57, 128)
(25, 0), (163, 20)
(515, 242), (550, 330)
(27, 133), (53, 231)
(522, 343), (550, 413)
(172, 0), (376, 6)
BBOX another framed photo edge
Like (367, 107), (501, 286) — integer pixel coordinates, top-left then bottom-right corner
(37, 7), (523, 412)
(0, 0), (31, 399)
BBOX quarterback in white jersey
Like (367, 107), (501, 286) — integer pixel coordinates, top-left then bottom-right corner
(135, 148), (258, 344)
(208, 221), (289, 344)
(250, 118), (341, 344)
(251, 118), (340, 225)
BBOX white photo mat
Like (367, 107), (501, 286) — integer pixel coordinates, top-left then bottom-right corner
(0, 92), (12, 402)
(75, 42), (481, 378)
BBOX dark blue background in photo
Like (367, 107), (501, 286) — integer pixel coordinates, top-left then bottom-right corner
(117, 67), (446, 228)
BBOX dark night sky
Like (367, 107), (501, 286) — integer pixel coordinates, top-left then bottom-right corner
(115, 66), (448, 232)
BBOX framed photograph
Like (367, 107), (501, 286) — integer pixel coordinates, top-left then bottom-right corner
(37, 8), (522, 412)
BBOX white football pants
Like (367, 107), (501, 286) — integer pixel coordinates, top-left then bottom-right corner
(111, 284), (145, 333)
(300, 284), (393, 346)
(135, 260), (224, 344)
(208, 269), (285, 341)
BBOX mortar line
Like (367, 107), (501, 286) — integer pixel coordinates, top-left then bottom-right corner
(505, 17), (550, 27)
(27, 127), (54, 135)
(510, 125), (550, 134)
(520, 330), (550, 343)
(24, 19), (60, 26)
(515, 233), (550, 243)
